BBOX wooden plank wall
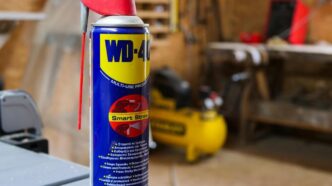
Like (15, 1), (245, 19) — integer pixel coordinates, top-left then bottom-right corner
(151, 0), (224, 87)
(219, 0), (270, 41)
(218, 0), (332, 43)
(0, 22), (38, 88)
(4, 0), (331, 91)
(0, 0), (47, 89)
(310, 3), (332, 43)
(0, 0), (46, 12)
(3, 0), (332, 91)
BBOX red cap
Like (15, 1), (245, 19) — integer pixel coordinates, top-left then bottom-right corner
(81, 0), (136, 16)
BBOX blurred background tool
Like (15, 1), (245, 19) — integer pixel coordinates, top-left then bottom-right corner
(0, 90), (48, 153)
(150, 68), (227, 162)
(0, 90), (89, 186)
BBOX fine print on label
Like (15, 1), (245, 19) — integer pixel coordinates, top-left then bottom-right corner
(98, 140), (149, 185)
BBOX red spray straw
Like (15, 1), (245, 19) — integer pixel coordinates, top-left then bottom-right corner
(78, 32), (86, 130)
(78, 3), (89, 130)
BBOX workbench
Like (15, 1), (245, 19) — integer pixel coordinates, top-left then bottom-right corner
(0, 142), (89, 186)
(208, 42), (332, 63)
(206, 42), (332, 142)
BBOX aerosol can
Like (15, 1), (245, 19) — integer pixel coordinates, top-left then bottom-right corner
(79, 1), (150, 185)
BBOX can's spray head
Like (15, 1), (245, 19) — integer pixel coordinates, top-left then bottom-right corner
(78, 0), (137, 130)
(81, 0), (136, 16)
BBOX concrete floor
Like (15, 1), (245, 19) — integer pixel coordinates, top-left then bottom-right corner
(44, 125), (332, 186)
(149, 135), (332, 186)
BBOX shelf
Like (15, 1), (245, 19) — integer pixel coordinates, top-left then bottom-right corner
(137, 10), (170, 19)
(136, 0), (172, 48)
(0, 11), (45, 20)
(136, 0), (170, 4)
(207, 42), (332, 63)
(151, 39), (169, 47)
(149, 26), (170, 34)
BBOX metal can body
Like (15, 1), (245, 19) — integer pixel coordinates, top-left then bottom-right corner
(91, 16), (150, 186)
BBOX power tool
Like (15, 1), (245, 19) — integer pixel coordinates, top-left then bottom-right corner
(150, 68), (227, 162)
(0, 90), (48, 153)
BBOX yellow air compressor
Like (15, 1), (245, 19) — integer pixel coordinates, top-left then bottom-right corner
(150, 68), (227, 162)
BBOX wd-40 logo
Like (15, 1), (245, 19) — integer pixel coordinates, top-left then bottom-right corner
(100, 34), (150, 85)
(105, 40), (150, 62)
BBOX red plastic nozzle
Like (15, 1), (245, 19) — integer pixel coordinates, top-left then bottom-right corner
(81, 0), (136, 16)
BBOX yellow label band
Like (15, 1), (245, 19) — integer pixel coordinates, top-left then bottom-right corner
(151, 118), (186, 136)
(109, 110), (149, 122)
(100, 34), (150, 85)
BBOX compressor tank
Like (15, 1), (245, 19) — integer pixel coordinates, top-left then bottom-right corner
(150, 90), (227, 162)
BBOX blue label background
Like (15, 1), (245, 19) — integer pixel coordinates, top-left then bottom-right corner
(91, 26), (150, 186)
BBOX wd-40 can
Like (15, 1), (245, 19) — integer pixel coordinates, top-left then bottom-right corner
(91, 16), (150, 186)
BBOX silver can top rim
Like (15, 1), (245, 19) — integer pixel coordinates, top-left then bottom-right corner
(92, 16), (149, 27)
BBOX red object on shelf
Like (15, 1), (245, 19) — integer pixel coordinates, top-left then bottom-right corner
(289, 0), (310, 44)
(240, 32), (263, 44)
(81, 0), (136, 16)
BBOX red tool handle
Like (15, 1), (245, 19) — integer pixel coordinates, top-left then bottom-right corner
(289, 0), (310, 44)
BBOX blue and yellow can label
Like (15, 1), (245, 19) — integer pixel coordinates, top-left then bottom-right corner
(92, 26), (150, 186)
(100, 34), (150, 85)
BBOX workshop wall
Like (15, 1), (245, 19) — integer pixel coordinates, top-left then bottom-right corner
(219, 0), (270, 41)
(0, 0), (47, 88)
(151, 0), (224, 87)
(0, 0), (46, 12)
(218, 0), (332, 43)
(0, 22), (37, 88)
(151, 0), (332, 85)
(2, 1), (332, 91)
(310, 3), (332, 43)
